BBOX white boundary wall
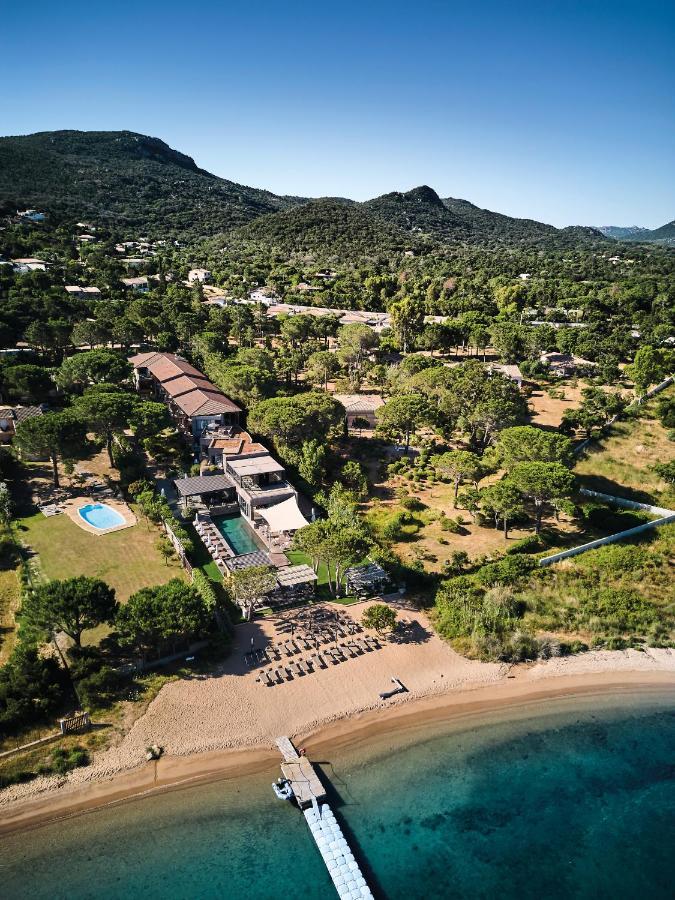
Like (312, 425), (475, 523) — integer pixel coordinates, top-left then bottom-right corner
(539, 488), (675, 567)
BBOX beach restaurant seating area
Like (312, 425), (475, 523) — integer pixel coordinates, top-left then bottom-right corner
(246, 605), (383, 686)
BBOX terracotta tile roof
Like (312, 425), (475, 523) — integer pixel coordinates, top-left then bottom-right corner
(174, 389), (241, 417)
(161, 374), (217, 398)
(147, 355), (206, 383)
(129, 351), (163, 367)
(128, 352), (241, 416)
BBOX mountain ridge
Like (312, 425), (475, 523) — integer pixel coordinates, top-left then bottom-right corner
(0, 130), (306, 238)
(0, 129), (670, 249)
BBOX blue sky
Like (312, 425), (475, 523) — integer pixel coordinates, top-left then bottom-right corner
(2, 0), (673, 227)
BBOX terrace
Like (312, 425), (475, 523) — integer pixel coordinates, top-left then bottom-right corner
(174, 473), (237, 511)
(225, 453), (296, 517)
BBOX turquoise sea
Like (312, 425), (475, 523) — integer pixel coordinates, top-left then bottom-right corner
(3, 690), (674, 899)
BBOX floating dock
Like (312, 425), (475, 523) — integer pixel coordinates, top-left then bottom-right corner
(276, 737), (374, 900)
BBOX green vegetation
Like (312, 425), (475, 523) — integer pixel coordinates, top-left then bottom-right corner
(0, 126), (673, 749)
(361, 602), (398, 634)
(17, 510), (186, 603)
(0, 130), (303, 239)
(433, 526), (675, 661)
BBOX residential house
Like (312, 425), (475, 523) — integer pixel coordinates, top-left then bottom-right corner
(65, 286), (102, 300)
(121, 276), (150, 293)
(12, 258), (48, 273)
(129, 351), (242, 444)
(334, 393), (384, 430)
(17, 210), (45, 222)
(188, 268), (212, 284)
(0, 405), (44, 444)
(487, 363), (524, 389)
(249, 289), (278, 305)
(540, 351), (597, 378)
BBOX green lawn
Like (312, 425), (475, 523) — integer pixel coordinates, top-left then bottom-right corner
(0, 564), (21, 665)
(16, 509), (186, 603)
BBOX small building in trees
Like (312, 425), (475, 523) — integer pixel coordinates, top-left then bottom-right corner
(12, 258), (49, 273)
(188, 268), (212, 284)
(0, 405), (44, 445)
(121, 275), (150, 293)
(17, 209), (46, 222)
(65, 285), (102, 300)
(540, 352), (597, 378)
(334, 393), (384, 430)
(487, 363), (523, 389)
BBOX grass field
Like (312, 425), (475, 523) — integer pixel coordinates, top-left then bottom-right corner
(574, 389), (674, 506)
(16, 508), (186, 602)
(0, 563), (21, 665)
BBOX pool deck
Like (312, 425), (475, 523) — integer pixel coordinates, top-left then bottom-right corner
(63, 496), (137, 535)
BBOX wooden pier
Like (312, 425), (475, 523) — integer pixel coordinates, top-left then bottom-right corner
(276, 737), (374, 900)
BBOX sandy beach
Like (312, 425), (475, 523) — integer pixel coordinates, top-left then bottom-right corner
(2, 599), (674, 834)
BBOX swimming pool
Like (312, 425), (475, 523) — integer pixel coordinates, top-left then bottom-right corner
(214, 514), (265, 556)
(78, 502), (126, 530)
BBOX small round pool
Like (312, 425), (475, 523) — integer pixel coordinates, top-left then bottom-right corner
(78, 502), (126, 530)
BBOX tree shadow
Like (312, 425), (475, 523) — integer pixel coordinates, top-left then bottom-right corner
(388, 617), (432, 645)
(577, 474), (657, 506)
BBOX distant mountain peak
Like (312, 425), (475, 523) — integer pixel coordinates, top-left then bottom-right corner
(403, 185), (444, 206)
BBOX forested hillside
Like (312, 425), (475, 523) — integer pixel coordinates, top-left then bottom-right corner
(0, 130), (305, 239)
(223, 197), (424, 260)
(0, 130), (672, 255)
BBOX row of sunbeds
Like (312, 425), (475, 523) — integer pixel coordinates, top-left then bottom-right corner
(256, 636), (382, 686)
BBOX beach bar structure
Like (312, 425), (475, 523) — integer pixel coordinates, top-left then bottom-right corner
(345, 562), (391, 597)
(276, 738), (374, 900)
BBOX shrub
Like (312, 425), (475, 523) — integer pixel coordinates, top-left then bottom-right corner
(440, 517), (462, 534)
(505, 534), (545, 555)
(475, 554), (536, 586)
(401, 496), (426, 512)
(192, 569), (217, 611)
(48, 745), (90, 775)
(76, 666), (123, 709)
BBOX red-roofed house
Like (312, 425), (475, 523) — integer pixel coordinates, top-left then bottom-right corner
(129, 351), (241, 443)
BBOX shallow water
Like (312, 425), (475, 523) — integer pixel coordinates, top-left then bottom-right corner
(3, 690), (674, 899)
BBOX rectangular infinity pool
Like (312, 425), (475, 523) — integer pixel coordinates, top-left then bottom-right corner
(213, 514), (265, 556)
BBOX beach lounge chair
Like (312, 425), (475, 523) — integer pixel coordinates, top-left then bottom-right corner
(315, 653), (327, 669)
